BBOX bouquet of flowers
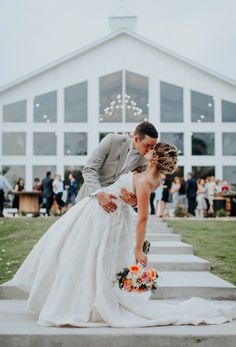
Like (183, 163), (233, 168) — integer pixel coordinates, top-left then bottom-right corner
(113, 240), (158, 293)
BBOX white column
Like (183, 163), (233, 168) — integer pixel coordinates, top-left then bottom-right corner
(149, 75), (159, 130)
(184, 88), (192, 176)
(89, 76), (99, 154)
(214, 95), (222, 179)
(26, 96), (33, 189)
(57, 88), (64, 177)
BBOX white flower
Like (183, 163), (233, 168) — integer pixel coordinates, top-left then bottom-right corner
(126, 272), (132, 279)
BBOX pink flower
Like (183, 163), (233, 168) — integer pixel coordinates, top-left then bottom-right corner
(141, 271), (148, 282)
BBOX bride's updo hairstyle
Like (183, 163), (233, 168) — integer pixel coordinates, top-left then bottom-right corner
(154, 142), (178, 175)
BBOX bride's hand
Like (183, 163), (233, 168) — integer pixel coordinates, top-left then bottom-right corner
(135, 248), (148, 267)
(119, 187), (137, 207)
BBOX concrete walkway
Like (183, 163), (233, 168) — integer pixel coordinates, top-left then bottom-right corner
(0, 215), (236, 346)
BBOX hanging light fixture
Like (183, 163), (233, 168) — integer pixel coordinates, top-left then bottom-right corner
(103, 94), (144, 118)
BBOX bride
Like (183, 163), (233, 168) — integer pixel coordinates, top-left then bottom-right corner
(12, 142), (236, 327)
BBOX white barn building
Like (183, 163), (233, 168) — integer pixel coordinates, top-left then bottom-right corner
(1, 7), (236, 189)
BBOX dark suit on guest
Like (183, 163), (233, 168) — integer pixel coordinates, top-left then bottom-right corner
(186, 178), (198, 216)
(41, 176), (53, 216)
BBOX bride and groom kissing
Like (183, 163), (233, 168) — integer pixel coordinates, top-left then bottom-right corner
(12, 121), (236, 327)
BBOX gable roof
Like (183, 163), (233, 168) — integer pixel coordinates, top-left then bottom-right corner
(1, 28), (236, 94)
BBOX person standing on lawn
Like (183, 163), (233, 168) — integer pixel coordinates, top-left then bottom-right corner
(0, 171), (12, 217)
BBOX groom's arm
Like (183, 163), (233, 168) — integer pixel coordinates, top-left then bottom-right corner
(82, 134), (113, 191)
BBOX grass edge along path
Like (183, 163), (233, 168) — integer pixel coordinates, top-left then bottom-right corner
(167, 220), (236, 286)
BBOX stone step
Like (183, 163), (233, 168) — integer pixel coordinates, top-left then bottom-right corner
(0, 281), (28, 300)
(1, 270), (236, 301)
(150, 241), (193, 254)
(151, 271), (236, 300)
(148, 254), (210, 271)
(146, 227), (172, 233)
(0, 299), (236, 347)
(146, 233), (181, 241)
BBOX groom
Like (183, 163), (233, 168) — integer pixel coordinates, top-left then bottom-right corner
(76, 122), (158, 212)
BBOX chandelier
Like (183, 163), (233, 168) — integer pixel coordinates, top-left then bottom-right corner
(103, 94), (147, 120)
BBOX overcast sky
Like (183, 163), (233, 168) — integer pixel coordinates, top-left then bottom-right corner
(0, 0), (236, 88)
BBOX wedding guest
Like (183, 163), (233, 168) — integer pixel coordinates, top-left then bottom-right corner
(177, 177), (187, 208)
(160, 176), (171, 218)
(221, 179), (230, 192)
(154, 177), (164, 216)
(53, 174), (66, 212)
(196, 178), (207, 218)
(207, 176), (216, 214)
(186, 172), (197, 216)
(0, 171), (12, 218)
(68, 173), (78, 206)
(170, 176), (181, 209)
(12, 177), (25, 210)
(204, 176), (211, 213)
(41, 171), (53, 216)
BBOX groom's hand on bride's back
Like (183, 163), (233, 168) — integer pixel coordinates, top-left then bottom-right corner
(119, 187), (137, 208)
(96, 192), (118, 213)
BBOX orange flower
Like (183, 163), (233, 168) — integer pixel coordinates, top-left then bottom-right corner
(123, 279), (132, 290)
(129, 265), (141, 274)
(147, 268), (157, 280)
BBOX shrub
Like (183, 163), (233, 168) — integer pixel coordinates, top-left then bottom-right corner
(174, 204), (188, 217)
(216, 208), (227, 217)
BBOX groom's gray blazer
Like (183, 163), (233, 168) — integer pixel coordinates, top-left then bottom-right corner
(76, 133), (147, 202)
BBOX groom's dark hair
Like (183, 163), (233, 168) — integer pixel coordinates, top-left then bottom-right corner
(134, 122), (158, 140)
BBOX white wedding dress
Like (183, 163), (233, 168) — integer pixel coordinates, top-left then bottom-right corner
(12, 172), (236, 327)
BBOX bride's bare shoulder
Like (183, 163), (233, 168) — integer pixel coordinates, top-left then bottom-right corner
(133, 173), (152, 194)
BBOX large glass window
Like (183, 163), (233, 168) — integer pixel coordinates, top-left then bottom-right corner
(192, 166), (215, 179)
(160, 133), (184, 155)
(2, 165), (25, 186)
(192, 133), (215, 155)
(33, 166), (56, 182)
(33, 133), (57, 155)
(160, 81), (183, 122)
(2, 132), (26, 155)
(223, 166), (236, 187)
(125, 71), (148, 122)
(222, 133), (236, 155)
(34, 90), (57, 123)
(64, 133), (87, 155)
(3, 100), (26, 122)
(99, 71), (122, 122)
(64, 81), (87, 122)
(191, 91), (214, 122)
(222, 100), (236, 122)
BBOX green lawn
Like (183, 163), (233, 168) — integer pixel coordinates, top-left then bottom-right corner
(0, 217), (58, 284)
(167, 220), (236, 285)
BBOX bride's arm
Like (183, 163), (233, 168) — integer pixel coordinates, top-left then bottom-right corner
(135, 179), (151, 266)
